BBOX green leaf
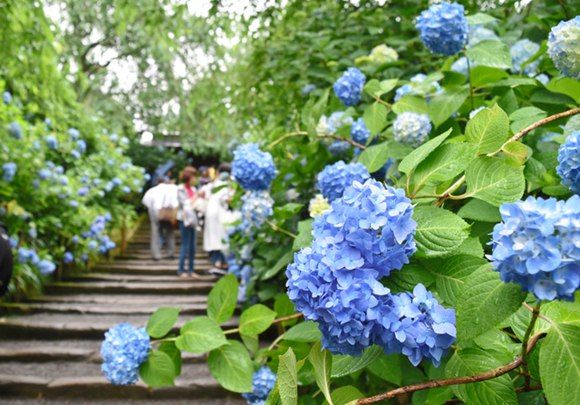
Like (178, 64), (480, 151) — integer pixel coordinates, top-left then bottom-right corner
(207, 274), (239, 324)
(384, 263), (435, 293)
(413, 206), (470, 258)
(363, 102), (388, 134)
(466, 13), (497, 25)
(546, 77), (580, 103)
(428, 86), (469, 127)
(465, 104), (510, 154)
(278, 348), (298, 405)
(208, 340), (253, 393)
(412, 143), (477, 193)
(423, 256), (488, 305)
(331, 345), (383, 378)
(310, 342), (333, 405)
(367, 354), (402, 385)
(509, 106), (546, 133)
(445, 348), (517, 405)
(284, 321), (322, 342)
(502, 141), (530, 166)
(466, 40), (512, 69)
(239, 304), (277, 336)
(262, 250), (294, 280)
(540, 323), (580, 405)
(392, 95), (428, 114)
(458, 198), (502, 222)
(364, 78), (398, 98)
(175, 316), (228, 354)
(274, 203), (304, 220)
(139, 350), (177, 388)
(330, 386), (363, 405)
(158, 341), (182, 376)
(456, 237), (484, 258)
(146, 307), (180, 339)
(399, 128), (453, 174)
(293, 219), (313, 250)
(456, 267), (527, 342)
(357, 142), (389, 172)
(464, 157), (525, 206)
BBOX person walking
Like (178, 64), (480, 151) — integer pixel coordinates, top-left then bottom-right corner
(177, 166), (199, 278)
(142, 177), (178, 261)
(202, 163), (233, 273)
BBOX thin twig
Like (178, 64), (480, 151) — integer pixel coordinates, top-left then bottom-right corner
(320, 134), (367, 150)
(520, 302), (541, 390)
(268, 131), (309, 149)
(224, 313), (303, 335)
(523, 302), (552, 324)
(356, 333), (545, 404)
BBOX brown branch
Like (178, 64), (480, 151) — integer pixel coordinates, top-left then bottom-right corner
(223, 313), (303, 335)
(320, 134), (367, 150)
(356, 333), (545, 404)
(508, 107), (580, 143)
(520, 302), (541, 390)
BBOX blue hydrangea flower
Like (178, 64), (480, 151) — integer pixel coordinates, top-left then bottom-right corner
(3, 91), (12, 105)
(394, 74), (442, 102)
(71, 149), (81, 160)
(536, 74), (550, 85)
(240, 191), (274, 231)
(393, 112), (432, 147)
(2, 162), (17, 182)
(68, 128), (80, 140)
(100, 323), (150, 385)
(78, 187), (89, 197)
(490, 195), (580, 301)
(37, 260), (56, 275)
(511, 39), (540, 76)
(232, 143), (276, 191)
(557, 130), (580, 194)
(377, 284), (456, 367)
(351, 118), (371, 145)
(302, 84), (317, 95)
(468, 25), (498, 48)
(242, 367), (276, 404)
(328, 141), (350, 156)
(76, 139), (87, 153)
(110, 133), (119, 142)
(451, 56), (479, 76)
(18, 247), (40, 265)
(416, 2), (468, 56)
(317, 112), (354, 137)
(44, 118), (52, 128)
(548, 17), (580, 79)
(46, 135), (58, 149)
(28, 227), (37, 239)
(63, 252), (74, 264)
(316, 161), (370, 202)
(69, 200), (79, 208)
(333, 68), (366, 106)
(8, 122), (22, 139)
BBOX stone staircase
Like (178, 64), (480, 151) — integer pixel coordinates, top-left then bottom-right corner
(0, 223), (243, 403)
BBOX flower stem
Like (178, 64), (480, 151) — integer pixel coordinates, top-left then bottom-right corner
(520, 301), (541, 390)
(223, 313), (303, 336)
(465, 53), (475, 110)
(266, 220), (297, 239)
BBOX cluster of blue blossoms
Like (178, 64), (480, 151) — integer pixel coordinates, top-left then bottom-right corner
(82, 214), (116, 255)
(8, 121), (22, 139)
(17, 247), (56, 275)
(548, 17), (580, 79)
(393, 112), (432, 147)
(287, 179), (456, 365)
(242, 367), (276, 405)
(394, 74), (441, 102)
(333, 67), (365, 106)
(416, 2), (468, 56)
(510, 39), (540, 76)
(240, 191), (274, 232)
(557, 130), (579, 194)
(316, 161), (370, 202)
(2, 162), (17, 182)
(490, 195), (579, 301)
(232, 143), (276, 191)
(101, 323), (150, 385)
(350, 117), (371, 145)
(468, 25), (498, 47)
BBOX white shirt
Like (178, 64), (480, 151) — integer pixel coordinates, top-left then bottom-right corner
(142, 183), (179, 212)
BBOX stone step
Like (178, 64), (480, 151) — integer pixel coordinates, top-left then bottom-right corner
(27, 293), (208, 305)
(64, 273), (218, 284)
(44, 281), (215, 295)
(0, 313), (238, 340)
(0, 362), (242, 400)
(94, 261), (214, 271)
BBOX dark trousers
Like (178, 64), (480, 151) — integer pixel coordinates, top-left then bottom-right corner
(209, 250), (225, 266)
(0, 227), (13, 297)
(178, 221), (196, 275)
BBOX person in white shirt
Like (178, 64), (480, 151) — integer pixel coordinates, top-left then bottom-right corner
(141, 176), (178, 260)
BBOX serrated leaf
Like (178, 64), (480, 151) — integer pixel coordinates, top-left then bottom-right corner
(175, 316), (227, 354)
(207, 274), (239, 324)
(331, 345), (383, 378)
(310, 342), (333, 405)
(363, 102), (388, 134)
(540, 323), (580, 405)
(278, 348), (298, 405)
(445, 348), (517, 405)
(458, 198), (502, 222)
(428, 87), (469, 127)
(139, 350), (177, 388)
(146, 307), (180, 339)
(456, 236), (484, 258)
(399, 128), (453, 174)
(330, 386), (363, 405)
(509, 106), (546, 133)
(284, 321), (322, 342)
(158, 341), (182, 376)
(456, 267), (527, 342)
(392, 95), (428, 114)
(208, 340), (253, 393)
(357, 142), (390, 172)
(364, 78), (398, 98)
(464, 157), (525, 206)
(293, 219), (313, 250)
(502, 141), (530, 166)
(413, 206), (470, 258)
(384, 263), (435, 293)
(239, 304), (277, 336)
(466, 13), (497, 25)
(465, 104), (510, 154)
(466, 40), (512, 69)
(366, 353), (403, 385)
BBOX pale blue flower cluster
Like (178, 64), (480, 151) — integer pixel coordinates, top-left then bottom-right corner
(45, 135), (58, 150)
(18, 247), (40, 265)
(416, 2), (468, 56)
(451, 57), (478, 76)
(242, 367), (276, 404)
(68, 128), (80, 140)
(240, 191), (274, 231)
(316, 161), (370, 202)
(63, 252), (74, 264)
(394, 74), (442, 102)
(490, 195), (580, 301)
(8, 121), (22, 139)
(351, 118), (371, 145)
(393, 112), (432, 147)
(3, 91), (12, 105)
(468, 25), (498, 48)
(510, 39), (540, 76)
(2, 162), (17, 182)
(557, 130), (580, 194)
(232, 143), (276, 191)
(548, 17), (580, 79)
(38, 260), (56, 275)
(333, 68), (365, 106)
(328, 141), (351, 156)
(100, 323), (150, 385)
(302, 84), (317, 95)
